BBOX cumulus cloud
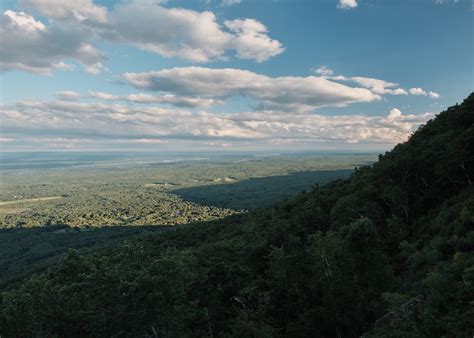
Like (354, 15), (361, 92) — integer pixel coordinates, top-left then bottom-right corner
(123, 66), (380, 112)
(388, 107), (402, 120)
(224, 19), (284, 62)
(3, 0), (283, 72)
(102, 3), (233, 62)
(0, 98), (434, 150)
(103, 2), (283, 63)
(0, 10), (103, 74)
(409, 87), (440, 99)
(337, 0), (358, 9)
(121, 66), (443, 112)
(409, 87), (427, 96)
(16, 0), (284, 62)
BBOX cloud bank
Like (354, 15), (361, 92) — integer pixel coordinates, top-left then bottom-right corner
(1, 0), (283, 74)
(0, 97), (434, 150)
(123, 67), (381, 112)
(123, 66), (442, 112)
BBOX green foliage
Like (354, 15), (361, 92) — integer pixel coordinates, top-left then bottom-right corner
(1, 94), (473, 337)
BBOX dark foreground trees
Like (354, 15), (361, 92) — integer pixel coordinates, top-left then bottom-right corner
(1, 94), (473, 337)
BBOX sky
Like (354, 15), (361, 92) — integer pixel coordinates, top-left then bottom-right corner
(0, 0), (472, 152)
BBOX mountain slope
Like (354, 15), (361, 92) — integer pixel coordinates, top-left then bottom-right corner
(1, 94), (473, 337)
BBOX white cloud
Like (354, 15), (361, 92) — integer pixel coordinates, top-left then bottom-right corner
(384, 107), (423, 133)
(54, 61), (75, 71)
(55, 91), (82, 100)
(0, 10), (103, 74)
(123, 66), (380, 112)
(1, 1), (283, 74)
(124, 94), (222, 107)
(89, 91), (222, 108)
(344, 76), (408, 95)
(221, 0), (242, 7)
(89, 91), (118, 100)
(337, 0), (358, 10)
(322, 73), (409, 96)
(388, 108), (402, 120)
(20, 0), (108, 23)
(103, 3), (283, 63)
(83, 62), (104, 75)
(435, 0), (460, 4)
(409, 87), (440, 99)
(3, 10), (44, 31)
(409, 87), (427, 96)
(103, 3), (232, 63)
(224, 19), (284, 62)
(313, 65), (334, 76)
(330, 76), (439, 98)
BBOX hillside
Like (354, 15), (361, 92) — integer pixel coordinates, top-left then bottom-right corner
(1, 94), (473, 337)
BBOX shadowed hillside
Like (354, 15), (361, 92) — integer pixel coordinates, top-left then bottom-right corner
(173, 169), (353, 209)
(0, 225), (172, 287)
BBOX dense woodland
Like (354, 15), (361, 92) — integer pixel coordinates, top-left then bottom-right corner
(0, 94), (473, 337)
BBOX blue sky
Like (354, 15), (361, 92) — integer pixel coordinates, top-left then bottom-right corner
(0, 0), (472, 152)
